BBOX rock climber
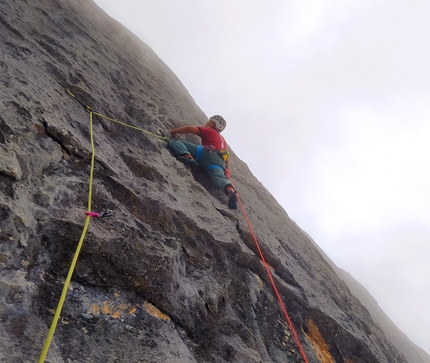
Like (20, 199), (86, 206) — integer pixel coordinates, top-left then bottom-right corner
(168, 115), (237, 210)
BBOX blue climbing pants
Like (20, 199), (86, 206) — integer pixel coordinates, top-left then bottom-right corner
(169, 139), (231, 193)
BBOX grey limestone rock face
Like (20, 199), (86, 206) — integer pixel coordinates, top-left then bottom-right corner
(0, 1), (428, 362)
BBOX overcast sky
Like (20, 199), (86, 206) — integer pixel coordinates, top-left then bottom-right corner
(93, 0), (430, 355)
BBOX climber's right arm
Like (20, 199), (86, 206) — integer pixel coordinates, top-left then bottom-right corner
(170, 126), (201, 138)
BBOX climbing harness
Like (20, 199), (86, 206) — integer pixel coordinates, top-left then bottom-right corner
(195, 145), (228, 172)
(39, 89), (309, 363)
(202, 144), (230, 162)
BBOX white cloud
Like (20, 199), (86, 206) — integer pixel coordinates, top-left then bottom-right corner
(307, 102), (430, 238)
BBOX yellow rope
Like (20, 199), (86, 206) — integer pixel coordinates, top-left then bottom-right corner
(65, 89), (167, 140)
(38, 112), (96, 362)
(93, 111), (167, 140)
(39, 91), (168, 360)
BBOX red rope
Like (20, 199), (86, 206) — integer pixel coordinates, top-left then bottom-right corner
(229, 179), (309, 363)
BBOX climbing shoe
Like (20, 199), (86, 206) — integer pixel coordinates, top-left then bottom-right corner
(177, 156), (198, 167)
(228, 190), (237, 210)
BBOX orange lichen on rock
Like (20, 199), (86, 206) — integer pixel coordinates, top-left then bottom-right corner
(255, 273), (263, 288)
(143, 301), (170, 321)
(102, 301), (111, 315)
(306, 318), (336, 363)
(111, 310), (121, 319)
(119, 303), (127, 310)
(88, 299), (139, 319)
